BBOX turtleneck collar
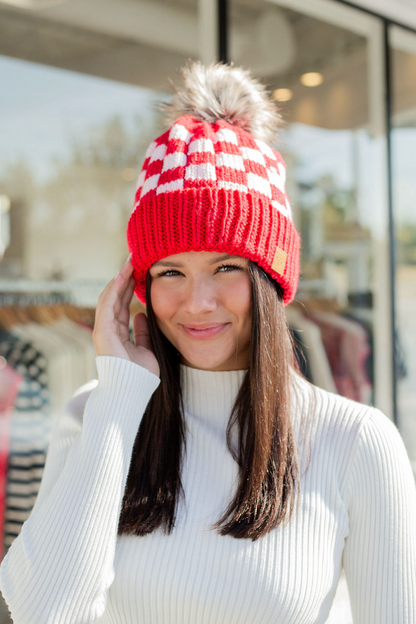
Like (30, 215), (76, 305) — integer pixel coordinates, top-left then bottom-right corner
(179, 364), (247, 429)
(179, 364), (305, 433)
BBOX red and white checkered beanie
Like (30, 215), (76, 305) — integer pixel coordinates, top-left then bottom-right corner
(127, 62), (301, 305)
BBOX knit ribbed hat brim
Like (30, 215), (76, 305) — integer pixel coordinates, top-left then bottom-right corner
(127, 186), (300, 305)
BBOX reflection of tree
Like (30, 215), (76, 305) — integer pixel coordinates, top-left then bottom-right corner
(319, 174), (357, 227)
(43, 113), (160, 233)
(398, 224), (416, 264)
(0, 159), (37, 274)
(70, 115), (156, 169)
(298, 173), (371, 281)
(0, 159), (36, 200)
(299, 173), (370, 244)
(0, 110), (160, 280)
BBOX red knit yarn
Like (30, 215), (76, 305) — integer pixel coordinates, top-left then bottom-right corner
(127, 115), (301, 305)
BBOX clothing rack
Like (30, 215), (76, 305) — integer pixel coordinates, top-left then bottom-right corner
(0, 283), (145, 330)
(0, 279), (108, 309)
(0, 291), (71, 308)
(0, 279), (107, 292)
(0, 296), (97, 330)
(0, 290), (99, 556)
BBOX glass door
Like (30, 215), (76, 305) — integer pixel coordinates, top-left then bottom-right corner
(0, 0), (205, 305)
(229, 0), (393, 417)
(390, 24), (416, 475)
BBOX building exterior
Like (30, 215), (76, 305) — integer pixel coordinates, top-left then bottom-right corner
(0, 1), (415, 622)
(1, 0), (415, 465)
(1, 0), (415, 459)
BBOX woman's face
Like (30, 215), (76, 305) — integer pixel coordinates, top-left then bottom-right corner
(149, 250), (251, 371)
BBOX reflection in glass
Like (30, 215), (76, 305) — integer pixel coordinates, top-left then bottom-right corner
(0, 0), (193, 583)
(391, 26), (416, 474)
(230, 0), (376, 407)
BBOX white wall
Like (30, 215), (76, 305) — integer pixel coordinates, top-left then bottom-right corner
(352, 0), (416, 29)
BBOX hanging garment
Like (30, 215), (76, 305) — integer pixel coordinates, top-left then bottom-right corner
(12, 319), (96, 413)
(11, 323), (75, 414)
(307, 311), (372, 404)
(48, 317), (96, 384)
(342, 311), (374, 405)
(0, 317), (96, 554)
(0, 362), (24, 560)
(0, 328), (52, 553)
(286, 307), (337, 393)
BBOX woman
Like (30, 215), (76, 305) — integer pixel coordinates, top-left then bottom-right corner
(0, 61), (415, 624)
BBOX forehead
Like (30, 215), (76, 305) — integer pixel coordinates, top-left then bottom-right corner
(151, 251), (248, 268)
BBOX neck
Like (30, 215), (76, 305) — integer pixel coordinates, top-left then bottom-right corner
(179, 350), (250, 372)
(179, 363), (247, 431)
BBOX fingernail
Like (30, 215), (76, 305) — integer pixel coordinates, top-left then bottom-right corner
(124, 252), (132, 265)
(113, 271), (120, 281)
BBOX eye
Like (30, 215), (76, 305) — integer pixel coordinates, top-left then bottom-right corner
(217, 263), (243, 273)
(156, 269), (180, 277)
(155, 263), (243, 278)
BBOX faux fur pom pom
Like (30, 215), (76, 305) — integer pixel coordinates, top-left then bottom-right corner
(160, 61), (283, 144)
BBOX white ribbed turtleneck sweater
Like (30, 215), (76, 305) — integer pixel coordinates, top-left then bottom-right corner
(0, 356), (415, 624)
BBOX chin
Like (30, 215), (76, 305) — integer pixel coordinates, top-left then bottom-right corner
(180, 348), (234, 371)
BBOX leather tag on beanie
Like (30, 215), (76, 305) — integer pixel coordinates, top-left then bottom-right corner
(271, 247), (287, 275)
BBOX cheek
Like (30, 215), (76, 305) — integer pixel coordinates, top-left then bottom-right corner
(150, 282), (167, 321)
(223, 277), (251, 320)
(150, 281), (179, 322)
(150, 274), (252, 322)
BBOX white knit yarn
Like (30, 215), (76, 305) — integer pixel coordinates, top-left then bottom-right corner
(0, 356), (415, 624)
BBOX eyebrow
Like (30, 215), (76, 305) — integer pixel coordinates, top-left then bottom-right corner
(152, 254), (239, 268)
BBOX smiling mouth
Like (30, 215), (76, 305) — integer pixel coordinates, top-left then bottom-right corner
(180, 323), (229, 339)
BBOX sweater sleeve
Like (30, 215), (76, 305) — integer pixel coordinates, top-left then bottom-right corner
(342, 407), (416, 623)
(0, 355), (160, 624)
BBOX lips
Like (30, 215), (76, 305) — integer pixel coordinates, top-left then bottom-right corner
(183, 324), (225, 330)
(180, 323), (229, 339)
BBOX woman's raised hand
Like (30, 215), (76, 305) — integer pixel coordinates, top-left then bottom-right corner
(92, 254), (160, 378)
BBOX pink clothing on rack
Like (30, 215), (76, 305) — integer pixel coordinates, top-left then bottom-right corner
(0, 361), (24, 560)
(307, 311), (372, 404)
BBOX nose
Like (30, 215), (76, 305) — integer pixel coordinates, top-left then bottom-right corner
(181, 276), (218, 315)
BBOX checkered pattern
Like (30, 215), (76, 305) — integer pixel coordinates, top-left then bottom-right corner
(127, 115), (301, 305)
(134, 119), (292, 220)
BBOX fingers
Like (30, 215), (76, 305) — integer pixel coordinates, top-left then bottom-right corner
(132, 312), (153, 351)
(117, 254), (134, 299)
(117, 256), (137, 318)
(120, 271), (136, 310)
(93, 253), (143, 360)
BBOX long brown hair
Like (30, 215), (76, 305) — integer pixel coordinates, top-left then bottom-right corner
(118, 260), (302, 541)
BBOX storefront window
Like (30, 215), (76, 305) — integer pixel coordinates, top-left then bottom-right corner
(0, 1), (413, 622)
(230, 0), (391, 415)
(390, 25), (416, 475)
(0, 1), (201, 300)
(0, 0), (199, 568)
(0, 55), (164, 286)
(229, 1), (395, 618)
